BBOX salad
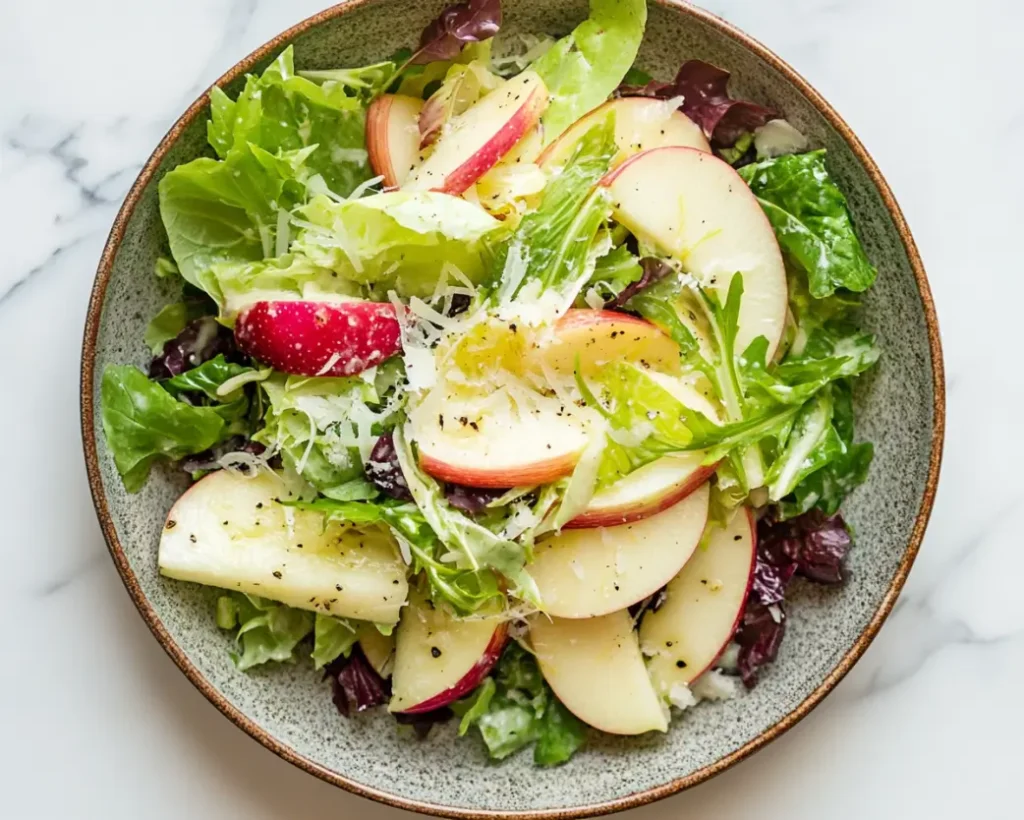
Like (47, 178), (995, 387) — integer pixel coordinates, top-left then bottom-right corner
(101, 0), (880, 766)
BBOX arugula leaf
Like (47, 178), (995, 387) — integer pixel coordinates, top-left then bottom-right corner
(623, 270), (699, 357)
(393, 426), (540, 606)
(311, 614), (360, 670)
(492, 114), (617, 305)
(765, 388), (844, 500)
(215, 592), (314, 671)
(530, 0), (647, 144)
(101, 366), (229, 492)
(585, 244), (644, 304)
(739, 151), (877, 298)
(299, 61), (399, 100)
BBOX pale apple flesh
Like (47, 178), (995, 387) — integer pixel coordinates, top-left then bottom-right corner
(531, 482), (709, 618)
(602, 146), (788, 359)
(539, 96), (710, 170)
(158, 470), (408, 624)
(409, 386), (591, 488)
(566, 453), (716, 529)
(404, 71), (549, 195)
(535, 309), (681, 376)
(389, 589), (508, 714)
(640, 507), (757, 697)
(366, 94), (424, 188)
(531, 610), (668, 735)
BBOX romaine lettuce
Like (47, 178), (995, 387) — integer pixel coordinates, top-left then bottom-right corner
(530, 0), (647, 144)
(739, 151), (877, 298)
(293, 191), (505, 298)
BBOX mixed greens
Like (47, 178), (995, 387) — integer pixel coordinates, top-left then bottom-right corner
(102, 0), (879, 766)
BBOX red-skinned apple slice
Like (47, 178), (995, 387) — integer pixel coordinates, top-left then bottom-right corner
(530, 610), (668, 735)
(366, 94), (424, 188)
(404, 71), (549, 195)
(158, 470), (408, 624)
(234, 300), (402, 377)
(532, 482), (709, 618)
(566, 453), (717, 529)
(536, 309), (681, 376)
(357, 624), (395, 678)
(538, 96), (710, 170)
(409, 387), (591, 488)
(389, 589), (508, 714)
(639, 507), (757, 696)
(602, 146), (788, 359)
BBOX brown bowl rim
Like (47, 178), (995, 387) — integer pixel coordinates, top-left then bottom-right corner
(80, 1), (945, 817)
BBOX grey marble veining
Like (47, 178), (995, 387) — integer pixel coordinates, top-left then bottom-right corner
(1, 0), (1021, 817)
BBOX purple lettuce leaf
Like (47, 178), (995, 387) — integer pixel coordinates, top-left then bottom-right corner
(736, 601), (787, 688)
(618, 59), (779, 148)
(603, 257), (674, 310)
(365, 433), (413, 502)
(444, 483), (509, 516)
(735, 509), (854, 687)
(325, 649), (390, 717)
(411, 0), (502, 65)
(148, 317), (240, 380)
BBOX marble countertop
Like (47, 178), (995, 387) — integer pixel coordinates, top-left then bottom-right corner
(2, 0), (1020, 817)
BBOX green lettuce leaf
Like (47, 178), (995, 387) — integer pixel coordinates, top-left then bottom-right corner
(738, 150), (877, 298)
(158, 142), (312, 289)
(299, 61), (399, 100)
(143, 298), (209, 353)
(293, 191), (504, 298)
(215, 592), (314, 671)
(101, 366), (230, 492)
(254, 372), (388, 493)
(530, 0), (647, 144)
(208, 46), (371, 197)
(454, 643), (586, 765)
(311, 614), (360, 670)
(162, 355), (255, 401)
(492, 114), (617, 305)
(583, 242), (644, 303)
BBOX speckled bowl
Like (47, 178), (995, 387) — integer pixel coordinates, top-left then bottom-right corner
(80, 1), (944, 816)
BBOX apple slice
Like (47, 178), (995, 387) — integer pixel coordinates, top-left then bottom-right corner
(234, 300), (401, 377)
(532, 482), (709, 618)
(531, 610), (668, 735)
(566, 452), (716, 529)
(357, 623), (396, 678)
(535, 309), (681, 376)
(366, 94), (424, 188)
(640, 507), (757, 696)
(602, 146), (788, 359)
(539, 96), (710, 170)
(409, 387), (591, 488)
(404, 71), (549, 195)
(159, 470), (408, 624)
(389, 588), (507, 713)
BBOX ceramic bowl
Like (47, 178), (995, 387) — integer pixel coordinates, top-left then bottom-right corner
(80, 0), (944, 816)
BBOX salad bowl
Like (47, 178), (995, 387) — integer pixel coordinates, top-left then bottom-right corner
(80, 0), (944, 816)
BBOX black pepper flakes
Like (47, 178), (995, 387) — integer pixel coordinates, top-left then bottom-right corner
(431, 647), (442, 658)
(165, 520), (176, 530)
(676, 660), (688, 669)
(273, 570), (283, 579)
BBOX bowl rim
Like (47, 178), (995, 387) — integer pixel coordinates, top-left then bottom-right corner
(80, 0), (945, 816)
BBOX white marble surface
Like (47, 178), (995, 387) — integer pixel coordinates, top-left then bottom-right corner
(1, 0), (1021, 817)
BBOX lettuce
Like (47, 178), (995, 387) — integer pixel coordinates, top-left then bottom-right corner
(101, 366), (235, 492)
(739, 151), (877, 298)
(311, 614), (360, 670)
(143, 298), (209, 354)
(293, 192), (505, 298)
(454, 643), (586, 765)
(208, 46), (370, 197)
(530, 0), (647, 144)
(215, 592), (315, 671)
